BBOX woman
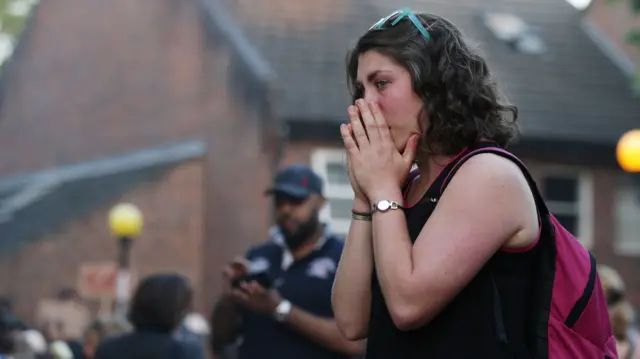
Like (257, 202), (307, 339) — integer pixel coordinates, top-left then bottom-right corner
(78, 316), (132, 359)
(0, 308), (15, 359)
(332, 8), (540, 358)
(93, 273), (205, 359)
(599, 265), (639, 359)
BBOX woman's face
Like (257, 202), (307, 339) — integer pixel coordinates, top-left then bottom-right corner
(356, 50), (423, 152)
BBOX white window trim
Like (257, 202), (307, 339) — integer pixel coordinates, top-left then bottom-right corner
(613, 178), (640, 256)
(312, 152), (596, 246)
(540, 167), (594, 249)
(311, 148), (354, 235)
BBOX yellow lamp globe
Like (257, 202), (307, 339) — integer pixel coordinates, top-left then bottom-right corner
(108, 203), (144, 238)
(616, 129), (640, 173)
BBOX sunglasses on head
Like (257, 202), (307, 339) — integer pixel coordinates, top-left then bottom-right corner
(370, 7), (431, 41)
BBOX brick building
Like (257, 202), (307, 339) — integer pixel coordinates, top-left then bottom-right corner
(1, 0), (640, 323)
(583, 0), (639, 76)
(0, 0), (282, 320)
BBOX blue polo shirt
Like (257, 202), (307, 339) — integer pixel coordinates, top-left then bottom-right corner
(237, 227), (348, 359)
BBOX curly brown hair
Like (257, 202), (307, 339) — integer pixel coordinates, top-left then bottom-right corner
(347, 12), (519, 157)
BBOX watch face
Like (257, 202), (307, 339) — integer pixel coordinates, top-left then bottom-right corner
(377, 200), (391, 211)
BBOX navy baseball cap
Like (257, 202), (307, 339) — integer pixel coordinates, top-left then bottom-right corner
(265, 164), (324, 198)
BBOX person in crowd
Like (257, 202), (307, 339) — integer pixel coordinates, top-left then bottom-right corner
(1, 306), (16, 359)
(35, 288), (90, 344)
(74, 316), (132, 359)
(12, 328), (48, 359)
(210, 164), (365, 359)
(599, 265), (640, 359)
(93, 273), (205, 359)
(176, 312), (209, 354)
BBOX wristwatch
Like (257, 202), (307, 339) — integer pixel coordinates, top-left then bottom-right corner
(372, 200), (403, 213)
(273, 299), (292, 322)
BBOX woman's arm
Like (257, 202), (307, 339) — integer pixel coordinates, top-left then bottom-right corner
(331, 198), (374, 340)
(368, 153), (537, 331)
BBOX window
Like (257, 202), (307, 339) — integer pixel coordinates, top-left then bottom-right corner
(311, 149), (354, 235)
(541, 170), (594, 247)
(614, 175), (640, 254)
(481, 12), (547, 55)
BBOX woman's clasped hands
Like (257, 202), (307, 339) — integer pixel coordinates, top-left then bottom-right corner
(339, 99), (420, 203)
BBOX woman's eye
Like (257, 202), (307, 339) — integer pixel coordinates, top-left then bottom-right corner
(375, 80), (389, 89)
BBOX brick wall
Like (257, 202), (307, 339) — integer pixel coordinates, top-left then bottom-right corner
(284, 141), (640, 307)
(0, 161), (205, 322)
(585, 0), (640, 67)
(198, 47), (275, 314)
(0, 0), (210, 175)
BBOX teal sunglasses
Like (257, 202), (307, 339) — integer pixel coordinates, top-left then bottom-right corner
(370, 7), (431, 41)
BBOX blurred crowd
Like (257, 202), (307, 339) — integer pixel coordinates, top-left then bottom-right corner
(599, 265), (640, 359)
(0, 274), (209, 359)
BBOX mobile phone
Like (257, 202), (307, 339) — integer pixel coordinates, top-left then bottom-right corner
(232, 271), (273, 289)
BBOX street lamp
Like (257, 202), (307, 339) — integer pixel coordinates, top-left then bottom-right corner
(616, 129), (640, 173)
(617, 129), (640, 204)
(108, 202), (143, 318)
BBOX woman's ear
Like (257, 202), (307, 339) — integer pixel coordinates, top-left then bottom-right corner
(318, 195), (327, 208)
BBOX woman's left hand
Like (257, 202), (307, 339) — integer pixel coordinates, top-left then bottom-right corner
(340, 99), (419, 201)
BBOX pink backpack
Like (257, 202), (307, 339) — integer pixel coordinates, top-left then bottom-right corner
(445, 145), (617, 359)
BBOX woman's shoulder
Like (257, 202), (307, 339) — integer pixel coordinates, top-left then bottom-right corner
(446, 151), (530, 199)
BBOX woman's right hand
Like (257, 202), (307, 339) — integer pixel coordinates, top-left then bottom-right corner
(345, 123), (370, 209)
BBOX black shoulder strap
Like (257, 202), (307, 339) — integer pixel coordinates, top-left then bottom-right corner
(439, 145), (549, 215)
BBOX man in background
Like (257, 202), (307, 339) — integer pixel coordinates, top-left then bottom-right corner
(210, 164), (365, 359)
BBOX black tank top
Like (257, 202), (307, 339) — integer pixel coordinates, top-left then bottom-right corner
(365, 142), (539, 359)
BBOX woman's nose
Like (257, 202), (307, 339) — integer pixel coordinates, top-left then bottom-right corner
(363, 89), (379, 104)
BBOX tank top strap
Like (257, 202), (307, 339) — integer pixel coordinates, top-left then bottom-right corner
(421, 141), (501, 200)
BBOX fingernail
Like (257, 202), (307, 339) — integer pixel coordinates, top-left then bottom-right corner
(348, 106), (356, 114)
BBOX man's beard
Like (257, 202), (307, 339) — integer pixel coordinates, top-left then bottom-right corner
(279, 210), (320, 251)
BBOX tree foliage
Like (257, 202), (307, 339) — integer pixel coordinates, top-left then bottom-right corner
(606, 0), (640, 94)
(0, 0), (38, 73)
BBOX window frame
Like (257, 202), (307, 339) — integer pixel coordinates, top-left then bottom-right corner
(539, 167), (594, 249)
(613, 174), (640, 255)
(311, 148), (354, 235)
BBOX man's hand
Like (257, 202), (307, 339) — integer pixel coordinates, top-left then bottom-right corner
(231, 280), (282, 316)
(222, 257), (250, 295)
(211, 257), (250, 355)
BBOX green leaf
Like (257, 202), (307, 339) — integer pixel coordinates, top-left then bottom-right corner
(627, 28), (640, 46)
(632, 0), (640, 12)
